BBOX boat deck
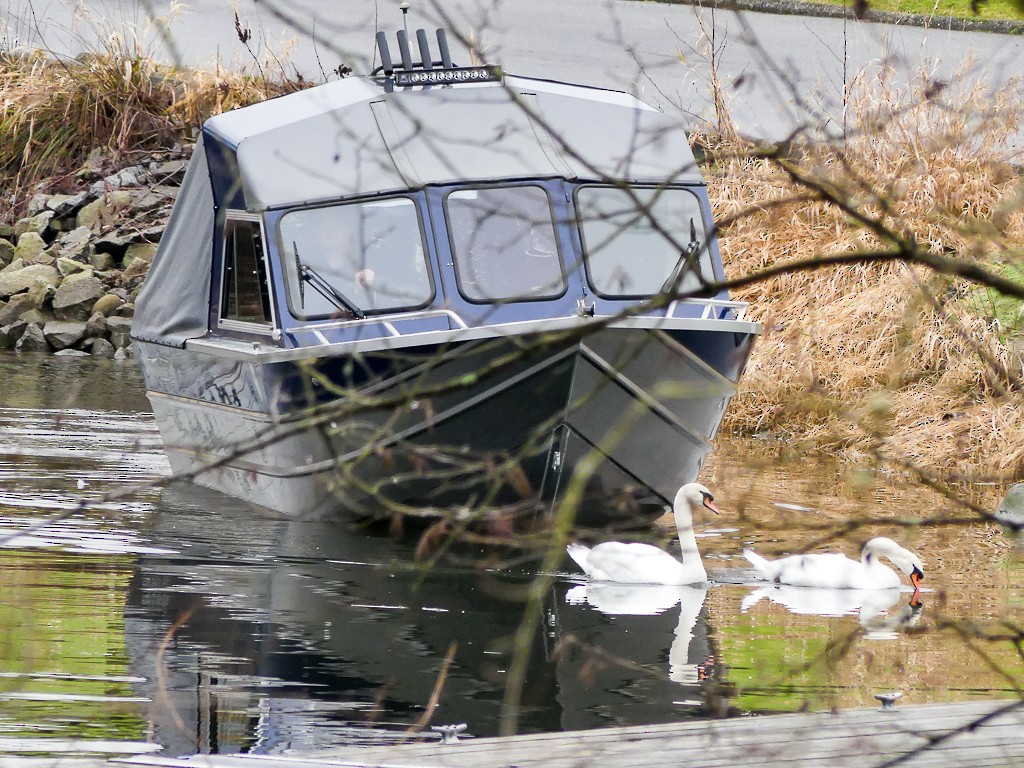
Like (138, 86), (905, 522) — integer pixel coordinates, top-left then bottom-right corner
(114, 699), (1024, 768)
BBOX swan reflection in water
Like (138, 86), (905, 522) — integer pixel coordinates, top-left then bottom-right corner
(741, 584), (925, 639)
(564, 582), (724, 690)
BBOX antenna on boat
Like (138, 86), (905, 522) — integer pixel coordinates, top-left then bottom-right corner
(400, 2), (410, 37)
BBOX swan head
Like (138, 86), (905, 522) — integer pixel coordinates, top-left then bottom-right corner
(863, 537), (924, 590)
(674, 483), (719, 516)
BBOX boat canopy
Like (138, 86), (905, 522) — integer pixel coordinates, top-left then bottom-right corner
(206, 76), (701, 209)
(132, 74), (702, 348)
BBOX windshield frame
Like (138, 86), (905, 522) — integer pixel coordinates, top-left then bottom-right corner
(276, 194), (435, 322)
(443, 183), (569, 305)
(574, 184), (714, 300)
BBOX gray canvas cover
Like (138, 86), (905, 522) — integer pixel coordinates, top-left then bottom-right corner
(131, 136), (215, 347)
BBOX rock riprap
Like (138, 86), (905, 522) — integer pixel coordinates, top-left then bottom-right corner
(0, 148), (190, 357)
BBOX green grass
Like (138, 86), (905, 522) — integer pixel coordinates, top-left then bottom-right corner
(966, 256), (1024, 339)
(814, 0), (1024, 20)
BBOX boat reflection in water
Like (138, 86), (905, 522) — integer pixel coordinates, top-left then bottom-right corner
(125, 484), (730, 754)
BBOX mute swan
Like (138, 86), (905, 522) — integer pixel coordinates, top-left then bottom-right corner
(566, 483), (718, 585)
(743, 537), (924, 592)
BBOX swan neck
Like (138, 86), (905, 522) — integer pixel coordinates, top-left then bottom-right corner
(674, 502), (706, 581)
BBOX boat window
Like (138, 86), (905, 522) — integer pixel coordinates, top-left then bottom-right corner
(575, 186), (714, 298)
(221, 218), (272, 325)
(279, 197), (432, 320)
(446, 186), (566, 302)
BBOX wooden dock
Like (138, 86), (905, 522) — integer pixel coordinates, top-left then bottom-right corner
(114, 699), (1024, 768)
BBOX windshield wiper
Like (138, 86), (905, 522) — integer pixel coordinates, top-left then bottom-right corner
(661, 217), (702, 295)
(293, 241), (365, 319)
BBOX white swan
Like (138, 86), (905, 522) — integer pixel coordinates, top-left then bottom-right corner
(743, 537), (924, 592)
(566, 483), (718, 585)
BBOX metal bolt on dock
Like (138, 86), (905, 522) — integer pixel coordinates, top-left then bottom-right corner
(432, 723), (468, 744)
(875, 691), (903, 712)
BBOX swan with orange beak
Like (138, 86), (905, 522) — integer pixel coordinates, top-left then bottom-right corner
(744, 537), (924, 596)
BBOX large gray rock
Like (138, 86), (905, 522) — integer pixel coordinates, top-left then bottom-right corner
(106, 316), (133, 348)
(0, 264), (60, 298)
(89, 337), (116, 359)
(16, 322), (49, 352)
(19, 308), (49, 326)
(76, 192), (132, 232)
(0, 320), (28, 350)
(0, 239), (14, 266)
(26, 280), (55, 309)
(84, 311), (108, 339)
(14, 232), (47, 264)
(61, 269), (97, 285)
(121, 258), (151, 284)
(52, 276), (105, 320)
(94, 232), (134, 253)
(99, 165), (147, 189)
(58, 226), (94, 261)
(0, 294), (33, 323)
(89, 251), (115, 270)
(152, 159), (188, 184)
(14, 211), (55, 239)
(56, 257), (90, 277)
(43, 320), (87, 350)
(26, 194), (49, 216)
(123, 242), (158, 270)
(47, 192), (89, 217)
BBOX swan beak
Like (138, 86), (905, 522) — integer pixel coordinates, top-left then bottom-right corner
(703, 497), (720, 515)
(910, 567), (924, 592)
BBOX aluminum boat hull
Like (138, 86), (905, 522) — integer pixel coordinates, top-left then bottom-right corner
(137, 318), (755, 526)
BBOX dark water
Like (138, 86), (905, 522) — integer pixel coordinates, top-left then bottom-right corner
(0, 352), (1021, 757)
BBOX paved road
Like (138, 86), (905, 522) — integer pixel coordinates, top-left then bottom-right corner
(5, 0), (1022, 144)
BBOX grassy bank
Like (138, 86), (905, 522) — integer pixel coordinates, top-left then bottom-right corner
(0, 44), (306, 220)
(707, 69), (1024, 480)
(807, 0), (1024, 20)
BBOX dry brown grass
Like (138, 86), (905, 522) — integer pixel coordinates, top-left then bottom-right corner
(0, 9), (310, 219)
(709, 65), (1024, 480)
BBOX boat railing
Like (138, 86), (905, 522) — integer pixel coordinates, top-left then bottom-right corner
(287, 299), (749, 345)
(288, 309), (470, 344)
(666, 298), (749, 321)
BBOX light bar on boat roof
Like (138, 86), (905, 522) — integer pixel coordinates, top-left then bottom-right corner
(394, 66), (502, 87)
(375, 27), (502, 87)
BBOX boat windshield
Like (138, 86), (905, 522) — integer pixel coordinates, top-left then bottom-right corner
(446, 185), (566, 302)
(575, 186), (714, 298)
(279, 197), (432, 319)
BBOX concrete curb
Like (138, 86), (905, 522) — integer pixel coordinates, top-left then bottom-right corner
(646, 0), (1024, 35)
